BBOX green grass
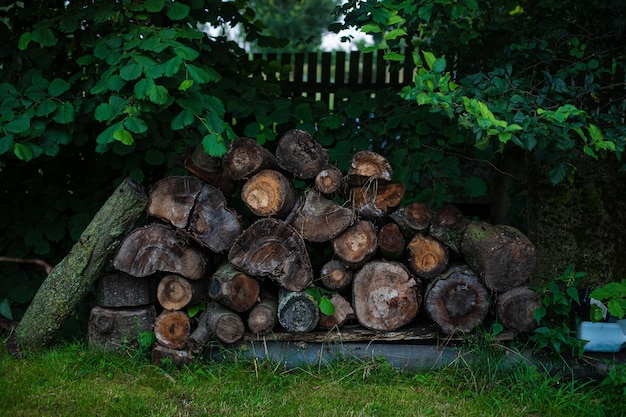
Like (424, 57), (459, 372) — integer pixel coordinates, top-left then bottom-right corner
(0, 339), (622, 417)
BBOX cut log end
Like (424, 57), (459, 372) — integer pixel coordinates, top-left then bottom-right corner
(276, 129), (329, 179)
(497, 287), (542, 333)
(406, 234), (449, 280)
(241, 169), (296, 217)
(154, 310), (190, 350)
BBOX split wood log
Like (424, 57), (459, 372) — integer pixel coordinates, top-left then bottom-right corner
(497, 286), (542, 333)
(291, 190), (353, 242)
(406, 234), (449, 280)
(352, 182), (405, 218)
(425, 265), (490, 335)
(460, 221), (538, 292)
(88, 305), (156, 352)
(208, 263), (260, 313)
(147, 176), (242, 252)
(247, 293), (278, 335)
(151, 344), (193, 368)
(157, 274), (207, 311)
(390, 202), (433, 237)
(113, 223), (207, 280)
(347, 150), (393, 186)
(377, 222), (405, 260)
(332, 220), (378, 267)
(182, 144), (237, 194)
(429, 204), (469, 253)
(222, 136), (277, 181)
(277, 289), (320, 333)
(14, 178), (148, 353)
(352, 260), (422, 331)
(320, 259), (353, 290)
(188, 302), (244, 351)
(275, 129), (329, 179)
(241, 169), (296, 217)
(315, 166), (344, 194)
(154, 310), (191, 350)
(228, 218), (313, 291)
(95, 273), (156, 308)
(317, 293), (356, 329)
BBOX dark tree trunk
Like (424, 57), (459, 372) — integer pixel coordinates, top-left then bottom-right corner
(88, 305), (156, 352)
(95, 273), (156, 308)
(315, 166), (344, 195)
(497, 286), (542, 333)
(352, 183), (405, 219)
(277, 288), (319, 333)
(291, 190), (353, 242)
(154, 310), (191, 350)
(425, 265), (490, 335)
(377, 222), (405, 260)
(275, 129), (329, 179)
(332, 220), (378, 267)
(241, 169), (296, 217)
(406, 234), (449, 280)
(347, 150), (393, 186)
(208, 263), (260, 313)
(157, 274), (207, 311)
(352, 260), (422, 331)
(222, 136), (277, 181)
(320, 259), (353, 290)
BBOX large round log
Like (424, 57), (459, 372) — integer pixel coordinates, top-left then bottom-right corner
(88, 305), (156, 352)
(222, 136), (277, 181)
(241, 169), (296, 217)
(460, 221), (538, 292)
(291, 190), (353, 242)
(332, 220), (378, 267)
(497, 286), (542, 333)
(406, 234), (449, 280)
(154, 310), (191, 350)
(157, 274), (207, 311)
(352, 260), (422, 331)
(275, 129), (329, 179)
(277, 289), (320, 333)
(425, 265), (490, 335)
(208, 263), (260, 313)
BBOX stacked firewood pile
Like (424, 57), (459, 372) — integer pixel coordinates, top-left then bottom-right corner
(87, 129), (542, 364)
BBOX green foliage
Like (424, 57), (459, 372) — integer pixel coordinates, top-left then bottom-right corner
(589, 279), (626, 321)
(305, 286), (335, 316)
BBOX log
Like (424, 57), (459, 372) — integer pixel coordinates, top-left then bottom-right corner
(275, 129), (329, 179)
(315, 166), (343, 194)
(352, 182), (405, 218)
(151, 343), (193, 368)
(241, 169), (296, 217)
(406, 234), (449, 280)
(460, 221), (538, 292)
(228, 218), (313, 291)
(188, 302), (244, 351)
(14, 178), (148, 353)
(147, 176), (242, 252)
(390, 202), (433, 236)
(352, 260), (422, 331)
(222, 136), (277, 181)
(247, 293), (278, 335)
(497, 286), (542, 333)
(112, 223), (207, 280)
(332, 220), (378, 267)
(88, 305), (156, 352)
(429, 204), (469, 253)
(95, 273), (156, 308)
(157, 274), (207, 311)
(317, 293), (356, 329)
(154, 310), (191, 349)
(182, 144), (237, 194)
(277, 288), (319, 333)
(347, 150), (393, 186)
(291, 189), (353, 242)
(208, 263), (260, 313)
(320, 259), (353, 290)
(425, 265), (490, 335)
(377, 222), (405, 260)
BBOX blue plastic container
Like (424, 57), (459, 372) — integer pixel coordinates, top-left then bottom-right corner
(577, 320), (626, 352)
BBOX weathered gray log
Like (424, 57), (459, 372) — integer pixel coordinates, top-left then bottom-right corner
(95, 273), (156, 308)
(154, 310), (190, 350)
(291, 190), (353, 243)
(275, 129), (329, 179)
(14, 178), (148, 353)
(277, 288), (319, 333)
(157, 274), (207, 311)
(88, 305), (156, 352)
(208, 263), (260, 313)
(497, 286), (542, 333)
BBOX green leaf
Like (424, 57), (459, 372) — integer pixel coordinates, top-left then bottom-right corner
(18, 32), (31, 50)
(464, 175), (487, 198)
(432, 57), (447, 74)
(145, 0), (165, 12)
(422, 51), (436, 70)
(202, 133), (227, 157)
(123, 116), (148, 134)
(362, 23), (382, 34)
(31, 28), (56, 47)
(0, 134), (14, 155)
(174, 46), (200, 61)
(36, 99), (58, 117)
(186, 64), (220, 84)
(5, 116), (31, 134)
(171, 108), (195, 130)
(96, 122), (124, 145)
(167, 2), (190, 20)
(319, 297), (335, 316)
(113, 129), (134, 145)
(162, 56), (184, 77)
(14, 143), (34, 161)
(385, 28), (407, 41)
(148, 85), (169, 105)
(134, 78), (155, 99)
(120, 62), (143, 81)
(0, 298), (13, 320)
(48, 78), (71, 97)
(178, 79), (194, 91)
(53, 102), (74, 124)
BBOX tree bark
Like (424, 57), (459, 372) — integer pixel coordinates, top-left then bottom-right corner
(315, 166), (343, 194)
(14, 178), (148, 353)
(377, 222), (405, 260)
(188, 302), (244, 351)
(182, 144), (237, 194)
(222, 136), (277, 181)
(154, 310), (191, 350)
(228, 218), (313, 291)
(275, 129), (329, 179)
(208, 262), (260, 313)
(147, 176), (242, 252)
(332, 220), (378, 267)
(460, 221), (538, 292)
(425, 265), (490, 335)
(352, 182), (405, 218)
(497, 286), (542, 333)
(277, 288), (319, 333)
(291, 190), (353, 242)
(406, 234), (449, 280)
(429, 204), (469, 254)
(113, 223), (207, 281)
(247, 292), (278, 335)
(352, 260), (422, 331)
(347, 150), (393, 186)
(241, 169), (296, 217)
(390, 202), (433, 237)
(320, 259), (353, 290)
(157, 274), (207, 311)
(317, 293), (355, 329)
(95, 273), (156, 308)
(88, 305), (156, 352)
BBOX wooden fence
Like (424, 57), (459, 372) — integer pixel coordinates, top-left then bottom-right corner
(248, 49), (415, 108)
